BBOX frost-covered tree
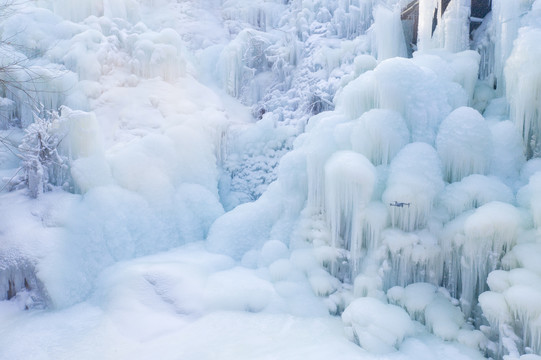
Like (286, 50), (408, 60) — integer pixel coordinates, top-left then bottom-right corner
(7, 109), (68, 198)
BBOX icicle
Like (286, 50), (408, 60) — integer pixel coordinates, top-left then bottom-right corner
(382, 230), (443, 289)
(480, 263), (541, 357)
(324, 151), (376, 280)
(0, 253), (47, 308)
(445, 201), (525, 317)
(504, 28), (541, 159)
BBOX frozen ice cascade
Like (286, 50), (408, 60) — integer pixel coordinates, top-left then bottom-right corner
(2, 0), (541, 359)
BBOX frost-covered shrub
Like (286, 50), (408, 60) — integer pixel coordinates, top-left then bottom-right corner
(8, 110), (69, 198)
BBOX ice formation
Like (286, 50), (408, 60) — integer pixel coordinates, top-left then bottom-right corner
(1, 0), (541, 359)
(436, 106), (492, 182)
(324, 151), (376, 278)
(350, 109), (410, 166)
(383, 142), (444, 231)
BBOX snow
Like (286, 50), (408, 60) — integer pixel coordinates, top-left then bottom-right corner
(1, 0), (541, 359)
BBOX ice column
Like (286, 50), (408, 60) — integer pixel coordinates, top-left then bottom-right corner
(373, 5), (408, 61)
(505, 28), (541, 159)
(324, 151), (376, 280)
(442, 0), (471, 53)
(417, 0), (438, 51)
(492, 0), (522, 94)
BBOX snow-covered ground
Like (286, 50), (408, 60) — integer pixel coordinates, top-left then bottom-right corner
(1, 0), (541, 359)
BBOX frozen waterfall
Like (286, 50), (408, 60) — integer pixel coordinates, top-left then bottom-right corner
(1, 0), (541, 360)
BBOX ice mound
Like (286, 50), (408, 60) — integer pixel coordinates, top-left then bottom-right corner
(335, 56), (464, 144)
(436, 107), (492, 182)
(383, 143), (444, 231)
(350, 109), (410, 166)
(438, 174), (514, 219)
(342, 297), (415, 354)
(444, 201), (526, 316)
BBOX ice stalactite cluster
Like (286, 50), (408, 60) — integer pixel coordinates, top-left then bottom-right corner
(350, 109), (410, 166)
(387, 283), (487, 345)
(324, 151), (376, 279)
(216, 0), (406, 204)
(436, 106), (492, 182)
(438, 175), (514, 219)
(479, 247), (541, 357)
(505, 27), (541, 159)
(335, 55), (466, 143)
(443, 202), (526, 317)
(383, 143), (444, 231)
